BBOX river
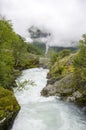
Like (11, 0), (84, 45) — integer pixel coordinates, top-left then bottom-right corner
(11, 68), (86, 130)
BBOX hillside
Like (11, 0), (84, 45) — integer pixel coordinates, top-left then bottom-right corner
(41, 35), (86, 107)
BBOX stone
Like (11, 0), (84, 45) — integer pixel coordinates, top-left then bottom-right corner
(72, 91), (82, 98)
(67, 96), (75, 102)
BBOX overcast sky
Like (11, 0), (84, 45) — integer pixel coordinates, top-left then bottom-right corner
(0, 0), (86, 46)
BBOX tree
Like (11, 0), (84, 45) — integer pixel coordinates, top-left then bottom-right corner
(73, 34), (86, 83)
(59, 49), (71, 58)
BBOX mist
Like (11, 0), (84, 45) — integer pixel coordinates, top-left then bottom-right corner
(0, 0), (86, 46)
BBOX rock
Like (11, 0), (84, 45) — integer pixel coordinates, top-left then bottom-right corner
(72, 91), (82, 98)
(41, 84), (57, 96)
(41, 71), (86, 107)
(47, 78), (57, 85)
(47, 76), (63, 85)
(41, 73), (75, 97)
(66, 91), (82, 103)
(67, 96), (75, 102)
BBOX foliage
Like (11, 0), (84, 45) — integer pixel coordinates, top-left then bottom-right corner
(0, 86), (20, 120)
(32, 41), (46, 55)
(48, 46), (77, 53)
(16, 79), (36, 91)
(49, 55), (74, 79)
(73, 34), (86, 83)
(27, 43), (42, 55)
(0, 18), (39, 89)
(48, 49), (71, 67)
(51, 53), (58, 65)
(59, 49), (71, 58)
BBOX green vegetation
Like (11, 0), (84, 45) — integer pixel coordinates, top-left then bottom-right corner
(16, 79), (36, 91)
(49, 35), (86, 84)
(27, 43), (42, 55)
(46, 34), (86, 106)
(0, 18), (39, 89)
(48, 35), (86, 82)
(73, 34), (86, 84)
(49, 54), (74, 79)
(49, 49), (71, 66)
(0, 87), (20, 120)
(32, 41), (46, 55)
(48, 46), (77, 53)
(59, 49), (71, 58)
(0, 18), (41, 127)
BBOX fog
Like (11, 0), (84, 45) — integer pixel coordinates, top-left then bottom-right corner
(0, 0), (86, 46)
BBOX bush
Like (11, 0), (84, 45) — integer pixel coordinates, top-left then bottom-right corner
(0, 87), (20, 120)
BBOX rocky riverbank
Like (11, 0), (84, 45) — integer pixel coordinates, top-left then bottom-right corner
(41, 73), (86, 107)
(41, 54), (86, 110)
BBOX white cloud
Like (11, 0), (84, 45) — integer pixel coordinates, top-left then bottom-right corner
(0, 0), (86, 46)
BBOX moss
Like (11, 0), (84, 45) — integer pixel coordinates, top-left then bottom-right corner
(0, 87), (20, 120)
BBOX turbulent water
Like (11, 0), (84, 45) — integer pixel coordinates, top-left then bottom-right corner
(11, 68), (86, 130)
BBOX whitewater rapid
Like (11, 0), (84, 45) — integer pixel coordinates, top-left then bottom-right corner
(11, 68), (86, 130)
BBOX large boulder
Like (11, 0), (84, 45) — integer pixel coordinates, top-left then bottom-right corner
(41, 73), (75, 97)
(41, 73), (86, 107)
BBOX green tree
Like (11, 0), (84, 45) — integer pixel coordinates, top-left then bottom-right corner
(59, 49), (71, 58)
(27, 43), (42, 55)
(73, 34), (86, 83)
(0, 18), (39, 89)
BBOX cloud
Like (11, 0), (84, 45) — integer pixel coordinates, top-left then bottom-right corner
(0, 0), (86, 46)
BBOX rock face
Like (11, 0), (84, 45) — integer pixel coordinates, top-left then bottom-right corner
(41, 73), (86, 107)
(0, 87), (20, 130)
(41, 73), (75, 97)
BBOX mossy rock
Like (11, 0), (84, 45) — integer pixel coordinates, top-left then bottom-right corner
(0, 87), (20, 130)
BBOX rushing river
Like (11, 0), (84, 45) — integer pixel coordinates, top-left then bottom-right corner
(11, 68), (86, 130)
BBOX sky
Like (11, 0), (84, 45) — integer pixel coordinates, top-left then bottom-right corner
(0, 0), (86, 46)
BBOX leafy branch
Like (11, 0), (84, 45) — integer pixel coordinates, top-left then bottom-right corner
(16, 79), (36, 91)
